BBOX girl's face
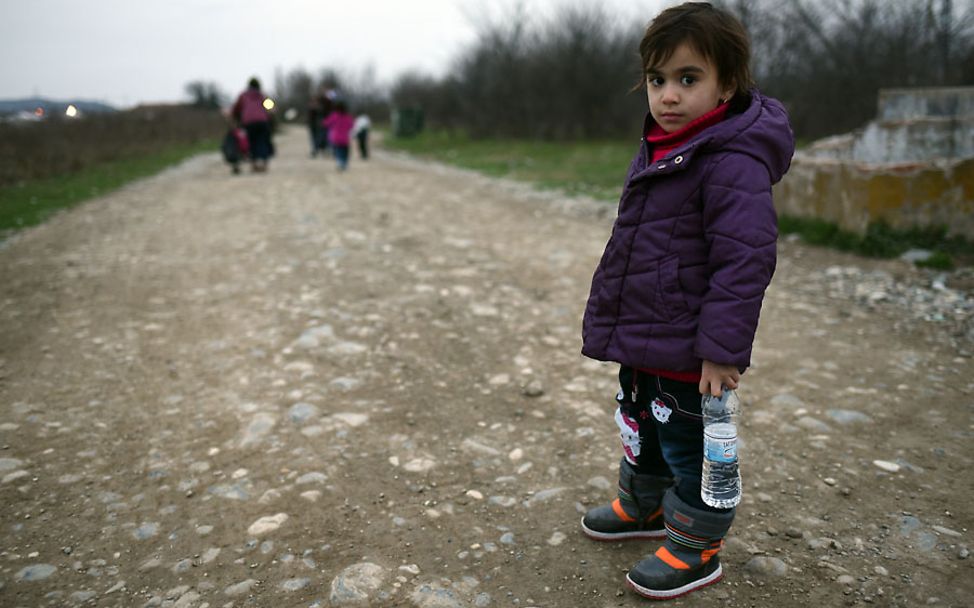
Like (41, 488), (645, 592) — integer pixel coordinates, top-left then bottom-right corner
(646, 42), (734, 133)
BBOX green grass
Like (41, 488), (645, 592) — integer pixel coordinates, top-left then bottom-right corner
(387, 130), (973, 268)
(0, 139), (217, 236)
(385, 130), (635, 201)
(778, 216), (973, 269)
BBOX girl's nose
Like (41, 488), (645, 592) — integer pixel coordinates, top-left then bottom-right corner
(660, 85), (679, 104)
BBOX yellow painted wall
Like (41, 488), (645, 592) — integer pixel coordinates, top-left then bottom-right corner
(774, 157), (974, 236)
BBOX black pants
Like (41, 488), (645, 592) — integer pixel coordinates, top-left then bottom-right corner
(356, 129), (369, 159)
(615, 365), (725, 512)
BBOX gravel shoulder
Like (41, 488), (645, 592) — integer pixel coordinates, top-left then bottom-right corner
(0, 128), (972, 607)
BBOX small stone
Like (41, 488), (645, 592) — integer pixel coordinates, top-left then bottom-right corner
(403, 458), (435, 473)
(873, 460), (901, 473)
(959, 547), (970, 560)
(770, 394), (804, 408)
(332, 412), (369, 427)
(786, 528), (803, 539)
(931, 525), (962, 538)
(240, 412), (277, 447)
(874, 565), (889, 576)
(14, 564), (57, 581)
(0, 457), (24, 471)
(488, 374), (510, 386)
(69, 591), (97, 603)
(133, 522), (160, 540)
(280, 577), (311, 591)
(523, 487), (567, 507)
(836, 574), (855, 585)
(900, 249), (933, 263)
(224, 579), (257, 596)
(823, 477), (837, 486)
(296, 471), (328, 484)
(288, 402), (319, 424)
(330, 562), (387, 605)
(465, 489), (484, 500)
(745, 556), (788, 577)
(247, 513), (288, 536)
(796, 417), (832, 433)
(547, 531), (567, 546)
(411, 581), (464, 608)
(826, 409), (874, 425)
(522, 380), (544, 398)
(488, 496), (516, 507)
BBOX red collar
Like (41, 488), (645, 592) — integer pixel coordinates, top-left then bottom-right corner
(646, 103), (729, 162)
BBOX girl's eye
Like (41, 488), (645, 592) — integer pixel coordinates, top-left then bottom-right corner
(680, 75), (697, 86)
(648, 76), (664, 87)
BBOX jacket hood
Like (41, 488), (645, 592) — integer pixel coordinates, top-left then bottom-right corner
(644, 89), (795, 184)
(716, 90), (795, 183)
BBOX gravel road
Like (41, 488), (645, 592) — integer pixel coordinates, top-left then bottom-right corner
(1, 128), (971, 607)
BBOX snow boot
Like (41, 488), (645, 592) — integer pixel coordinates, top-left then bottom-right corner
(581, 458), (672, 541)
(626, 488), (734, 600)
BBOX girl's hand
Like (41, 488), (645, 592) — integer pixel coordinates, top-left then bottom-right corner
(699, 360), (740, 397)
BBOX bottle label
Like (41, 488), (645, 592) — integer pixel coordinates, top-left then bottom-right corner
(704, 433), (737, 463)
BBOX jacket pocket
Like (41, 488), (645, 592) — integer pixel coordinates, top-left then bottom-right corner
(658, 254), (690, 320)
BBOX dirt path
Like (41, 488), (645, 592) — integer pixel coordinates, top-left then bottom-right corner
(1, 128), (971, 608)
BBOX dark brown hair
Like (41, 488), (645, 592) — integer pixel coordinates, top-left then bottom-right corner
(637, 2), (753, 98)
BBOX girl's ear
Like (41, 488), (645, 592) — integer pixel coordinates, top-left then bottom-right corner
(720, 82), (736, 105)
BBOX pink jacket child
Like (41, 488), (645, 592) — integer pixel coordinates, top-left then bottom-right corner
(322, 110), (355, 147)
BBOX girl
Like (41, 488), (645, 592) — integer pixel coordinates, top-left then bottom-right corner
(322, 101), (355, 171)
(579, 2), (794, 600)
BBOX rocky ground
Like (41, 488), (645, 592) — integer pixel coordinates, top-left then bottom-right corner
(0, 129), (971, 607)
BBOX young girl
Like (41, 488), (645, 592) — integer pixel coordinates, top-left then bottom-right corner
(322, 101), (355, 171)
(579, 2), (794, 600)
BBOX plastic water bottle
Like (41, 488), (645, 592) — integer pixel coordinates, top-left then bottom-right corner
(701, 388), (741, 508)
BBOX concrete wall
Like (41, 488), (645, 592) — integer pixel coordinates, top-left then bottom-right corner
(774, 157), (974, 236)
(775, 87), (974, 234)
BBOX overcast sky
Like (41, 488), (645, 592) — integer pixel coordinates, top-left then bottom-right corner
(2, 0), (665, 108)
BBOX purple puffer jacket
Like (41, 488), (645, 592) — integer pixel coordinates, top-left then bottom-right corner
(581, 90), (794, 372)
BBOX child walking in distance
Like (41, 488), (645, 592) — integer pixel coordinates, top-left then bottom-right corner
(322, 101), (355, 171)
(579, 2), (794, 600)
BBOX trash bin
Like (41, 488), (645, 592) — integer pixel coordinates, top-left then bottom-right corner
(391, 107), (424, 138)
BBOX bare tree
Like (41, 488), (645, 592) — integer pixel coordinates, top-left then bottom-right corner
(720, 0), (974, 138)
(184, 81), (226, 109)
(387, 0), (974, 140)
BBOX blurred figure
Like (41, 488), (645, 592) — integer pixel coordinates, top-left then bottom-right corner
(318, 87), (337, 157)
(353, 113), (371, 160)
(221, 126), (250, 174)
(232, 77), (274, 172)
(322, 101), (355, 171)
(307, 93), (324, 157)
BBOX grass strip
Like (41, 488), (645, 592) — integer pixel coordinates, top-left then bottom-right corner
(0, 139), (217, 236)
(778, 216), (970, 269)
(385, 130), (635, 201)
(387, 130), (972, 268)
